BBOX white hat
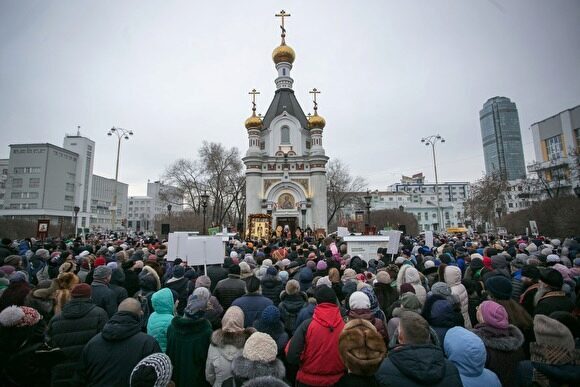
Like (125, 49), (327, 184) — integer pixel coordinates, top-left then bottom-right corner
(349, 291), (371, 310)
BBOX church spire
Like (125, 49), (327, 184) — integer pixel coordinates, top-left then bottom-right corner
(272, 9), (295, 89)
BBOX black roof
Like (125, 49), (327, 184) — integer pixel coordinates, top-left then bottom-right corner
(262, 88), (309, 130)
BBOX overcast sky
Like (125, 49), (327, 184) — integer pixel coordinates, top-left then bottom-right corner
(1, 0), (579, 196)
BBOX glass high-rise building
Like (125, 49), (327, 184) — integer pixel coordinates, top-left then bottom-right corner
(479, 97), (527, 181)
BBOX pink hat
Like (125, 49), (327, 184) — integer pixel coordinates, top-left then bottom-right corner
(479, 300), (508, 329)
(316, 261), (327, 271)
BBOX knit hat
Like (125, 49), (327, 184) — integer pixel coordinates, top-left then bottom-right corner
(306, 260), (316, 270)
(229, 264), (241, 276)
(521, 265), (540, 280)
(479, 300), (508, 329)
(342, 268), (356, 283)
(339, 319), (386, 375)
(314, 285), (336, 304)
(533, 314), (574, 351)
(316, 261), (328, 271)
(130, 352), (173, 387)
(278, 270), (289, 283)
(399, 293), (422, 311)
(349, 291), (371, 310)
(316, 276), (332, 288)
(540, 268), (563, 289)
(423, 260), (435, 269)
(71, 283), (92, 298)
(485, 276), (512, 300)
(36, 249), (49, 259)
(243, 332), (278, 363)
(172, 265), (185, 279)
(400, 283), (415, 295)
(94, 257), (106, 267)
(184, 292), (208, 318)
(376, 271), (391, 284)
(93, 265), (112, 281)
(0, 305), (42, 327)
(262, 259), (273, 267)
(222, 306), (245, 333)
(285, 279), (300, 295)
(266, 266), (278, 276)
(546, 254), (561, 263)
(4, 255), (21, 267)
(260, 305), (280, 325)
(195, 275), (211, 289)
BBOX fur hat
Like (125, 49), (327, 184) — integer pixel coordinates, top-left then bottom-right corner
(71, 283), (92, 298)
(423, 260), (435, 269)
(0, 305), (42, 327)
(239, 262), (253, 278)
(533, 314), (574, 351)
(195, 275), (211, 289)
(485, 276), (512, 300)
(222, 306), (245, 333)
(241, 376), (289, 387)
(36, 249), (49, 259)
(342, 268), (357, 283)
(243, 332), (278, 363)
(262, 259), (273, 267)
(376, 271), (391, 284)
(479, 300), (508, 329)
(130, 352), (173, 387)
(285, 279), (300, 295)
(540, 268), (563, 289)
(349, 291), (371, 310)
(339, 319), (386, 375)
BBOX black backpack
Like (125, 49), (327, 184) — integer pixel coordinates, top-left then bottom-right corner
(134, 291), (153, 330)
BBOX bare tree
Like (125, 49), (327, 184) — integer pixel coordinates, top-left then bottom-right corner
(464, 172), (509, 230)
(326, 159), (367, 225)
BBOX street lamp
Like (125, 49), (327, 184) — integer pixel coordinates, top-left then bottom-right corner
(363, 190), (372, 227)
(421, 134), (445, 231)
(73, 205), (80, 238)
(107, 127), (133, 232)
(200, 191), (210, 235)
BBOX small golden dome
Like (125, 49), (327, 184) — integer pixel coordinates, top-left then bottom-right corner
(272, 43), (295, 64)
(308, 113), (326, 129)
(245, 113), (262, 129)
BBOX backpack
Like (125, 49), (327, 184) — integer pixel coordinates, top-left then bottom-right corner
(134, 291), (153, 330)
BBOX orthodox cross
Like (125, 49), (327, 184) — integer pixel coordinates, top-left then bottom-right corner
(248, 88), (260, 112)
(309, 88), (321, 111)
(275, 10), (291, 42)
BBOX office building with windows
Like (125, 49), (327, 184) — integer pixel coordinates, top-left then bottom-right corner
(479, 97), (527, 181)
(90, 175), (128, 232)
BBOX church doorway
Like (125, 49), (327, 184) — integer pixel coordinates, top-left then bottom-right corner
(275, 217), (298, 238)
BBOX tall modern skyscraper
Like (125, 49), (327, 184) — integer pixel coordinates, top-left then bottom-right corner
(479, 97), (527, 181)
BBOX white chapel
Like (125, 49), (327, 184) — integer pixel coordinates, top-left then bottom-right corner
(243, 10), (328, 234)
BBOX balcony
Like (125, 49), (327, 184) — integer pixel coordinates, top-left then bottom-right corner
(527, 157), (570, 173)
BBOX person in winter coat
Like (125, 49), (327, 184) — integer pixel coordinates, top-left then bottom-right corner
(0, 238), (18, 265)
(347, 291), (388, 344)
(471, 300), (526, 387)
(518, 265), (541, 316)
(516, 314), (580, 386)
(396, 265), (427, 305)
(253, 305), (289, 356)
(278, 279), (308, 335)
(164, 265), (188, 316)
(90, 265), (118, 318)
(0, 305), (49, 387)
(129, 353), (174, 387)
(422, 295), (463, 346)
(213, 265), (246, 310)
(231, 275), (273, 328)
(47, 283), (109, 386)
(75, 298), (161, 387)
(443, 265), (471, 328)
(122, 260), (142, 298)
(373, 271), (398, 315)
(444, 326), (501, 387)
(166, 292), (213, 387)
(336, 319), (386, 387)
(260, 266), (284, 306)
(53, 272), (80, 315)
(194, 276), (223, 329)
(206, 258), (231, 293)
(481, 255), (511, 282)
(286, 285), (346, 386)
(298, 266), (313, 293)
(534, 268), (574, 316)
(206, 306), (255, 387)
(222, 332), (286, 387)
(109, 268), (128, 305)
(146, 288), (175, 353)
(376, 310), (462, 387)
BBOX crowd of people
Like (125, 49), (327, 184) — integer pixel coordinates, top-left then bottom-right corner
(0, 232), (579, 387)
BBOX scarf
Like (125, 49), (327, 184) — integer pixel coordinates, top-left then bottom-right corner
(530, 343), (580, 387)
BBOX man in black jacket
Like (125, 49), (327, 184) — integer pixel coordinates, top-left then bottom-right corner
(75, 298), (161, 387)
(213, 265), (246, 310)
(206, 257), (232, 292)
(47, 283), (109, 386)
(0, 238), (18, 266)
(90, 266), (118, 318)
(375, 311), (462, 387)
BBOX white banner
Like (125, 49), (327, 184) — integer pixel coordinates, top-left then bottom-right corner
(337, 227), (350, 238)
(386, 230), (403, 255)
(425, 231), (434, 248)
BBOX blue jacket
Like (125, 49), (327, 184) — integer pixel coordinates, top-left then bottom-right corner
(147, 288), (174, 352)
(231, 293), (273, 327)
(444, 326), (501, 387)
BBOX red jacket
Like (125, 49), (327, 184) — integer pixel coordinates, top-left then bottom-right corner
(286, 303), (345, 386)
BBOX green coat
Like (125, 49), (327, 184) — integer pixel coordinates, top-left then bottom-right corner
(166, 315), (212, 387)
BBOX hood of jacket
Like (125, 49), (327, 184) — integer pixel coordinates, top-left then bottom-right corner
(151, 288), (174, 315)
(444, 327), (486, 377)
(261, 275), (281, 289)
(61, 298), (97, 319)
(429, 299), (460, 328)
(101, 311), (142, 341)
(389, 344), (450, 384)
(280, 291), (307, 310)
(231, 355), (286, 380)
(211, 327), (255, 349)
(313, 303), (344, 331)
(444, 266), (462, 287)
(472, 324), (524, 351)
(171, 315), (210, 334)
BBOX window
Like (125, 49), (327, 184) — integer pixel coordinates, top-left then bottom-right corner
(65, 195), (74, 201)
(65, 183), (75, 192)
(12, 178), (23, 188)
(432, 213), (437, 219)
(13, 167), (40, 174)
(29, 178), (40, 188)
(545, 135), (563, 161)
(281, 126), (290, 144)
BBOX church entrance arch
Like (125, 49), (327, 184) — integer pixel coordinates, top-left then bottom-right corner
(266, 181), (307, 235)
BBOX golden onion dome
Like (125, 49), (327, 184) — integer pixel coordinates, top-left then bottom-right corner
(308, 112), (326, 129)
(245, 113), (262, 129)
(272, 43), (295, 64)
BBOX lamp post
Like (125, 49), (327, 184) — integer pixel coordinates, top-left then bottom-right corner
(73, 205), (80, 238)
(496, 207), (502, 226)
(363, 190), (372, 228)
(421, 134), (445, 232)
(107, 127), (133, 232)
(167, 204), (172, 237)
(200, 191), (209, 235)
